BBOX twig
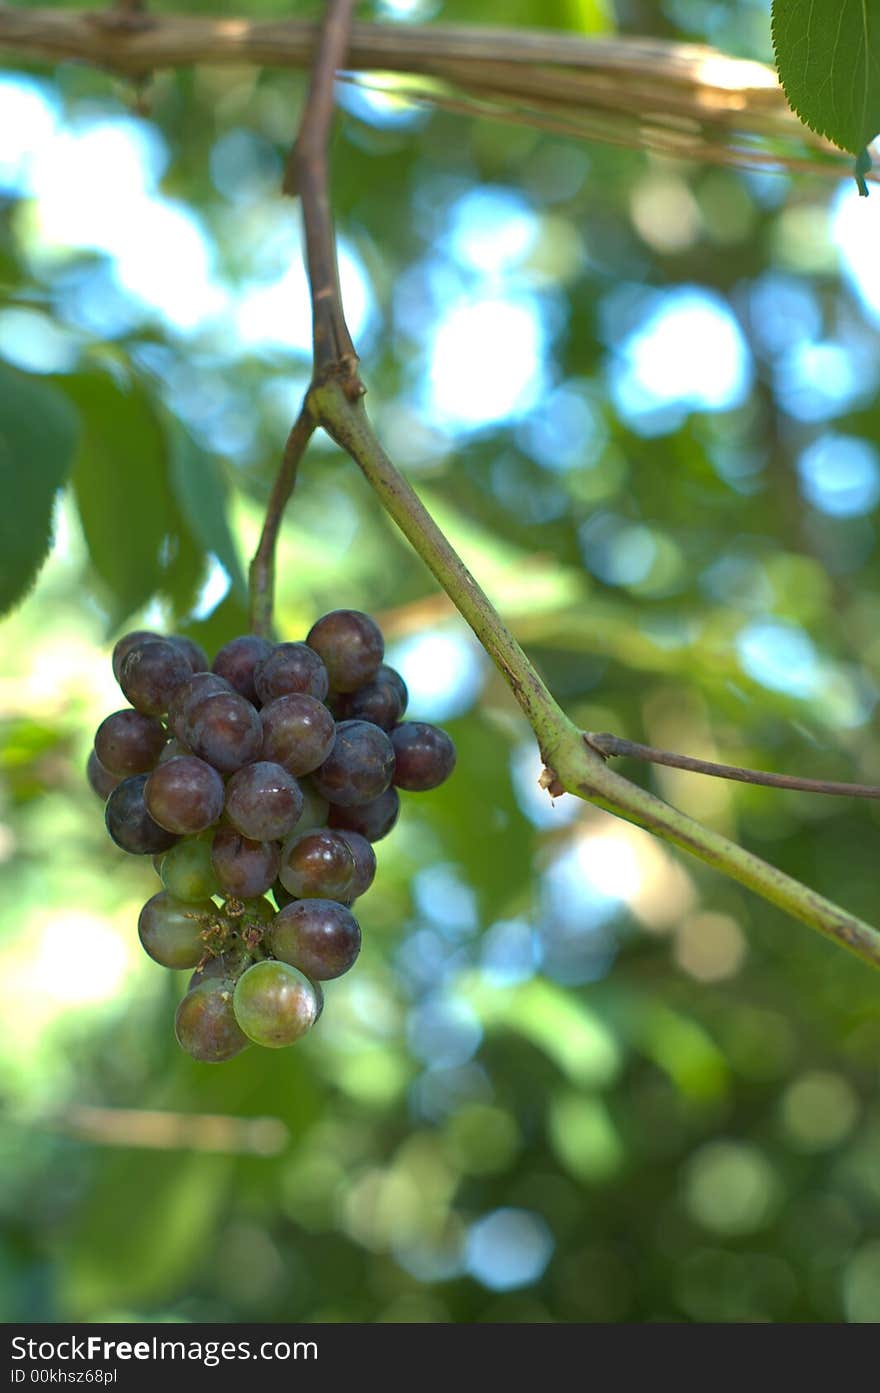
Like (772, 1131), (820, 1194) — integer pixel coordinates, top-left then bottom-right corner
(585, 732), (880, 800)
(247, 407), (315, 636)
(284, 0), (359, 381)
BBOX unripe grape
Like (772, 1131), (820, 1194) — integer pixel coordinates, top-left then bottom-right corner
(175, 980), (250, 1062)
(160, 834), (220, 902)
(138, 891), (213, 969)
(232, 960), (321, 1047)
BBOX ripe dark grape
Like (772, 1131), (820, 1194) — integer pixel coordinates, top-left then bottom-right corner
(169, 635), (209, 673)
(175, 980), (250, 1062)
(334, 829), (377, 900)
(333, 665), (408, 731)
(111, 630), (161, 683)
(167, 672), (233, 740)
(254, 642), (329, 704)
(391, 721), (456, 791)
(105, 774), (179, 855)
(259, 693), (335, 777)
(138, 891), (212, 968)
(185, 692), (262, 773)
(212, 634), (273, 704)
(224, 761), (303, 842)
(161, 834), (220, 902)
(311, 719), (394, 807)
(144, 756), (225, 835)
(328, 786), (400, 842)
(119, 638), (191, 715)
(94, 708), (166, 777)
(306, 610), (384, 693)
(87, 750), (121, 801)
(278, 829), (356, 900)
(268, 899), (361, 980)
(232, 960), (320, 1047)
(211, 825), (280, 899)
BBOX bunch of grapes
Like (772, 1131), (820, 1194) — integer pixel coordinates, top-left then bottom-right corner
(86, 611), (456, 1063)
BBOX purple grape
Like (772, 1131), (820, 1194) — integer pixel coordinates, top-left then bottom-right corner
(334, 829), (377, 900)
(94, 708), (166, 777)
(391, 722), (456, 791)
(170, 634), (210, 673)
(105, 774), (179, 855)
(185, 692), (262, 773)
(278, 828), (356, 900)
(333, 664), (408, 731)
(253, 642), (329, 704)
(311, 719), (394, 807)
(212, 634), (273, 704)
(167, 671), (234, 740)
(111, 630), (161, 683)
(306, 610), (384, 693)
(224, 761), (304, 842)
(87, 750), (121, 800)
(138, 891), (213, 968)
(268, 899), (361, 980)
(211, 825), (280, 898)
(259, 693), (336, 777)
(144, 756), (225, 835)
(232, 960), (320, 1047)
(175, 979), (250, 1062)
(119, 638), (191, 715)
(328, 787), (399, 843)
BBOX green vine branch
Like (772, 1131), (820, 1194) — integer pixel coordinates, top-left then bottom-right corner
(261, 0), (880, 972)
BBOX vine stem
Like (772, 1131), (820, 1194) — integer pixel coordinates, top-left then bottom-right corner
(259, 0), (880, 971)
(584, 732), (880, 801)
(248, 408), (315, 636)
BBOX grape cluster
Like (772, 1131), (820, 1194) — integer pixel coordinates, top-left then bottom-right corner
(87, 612), (456, 1062)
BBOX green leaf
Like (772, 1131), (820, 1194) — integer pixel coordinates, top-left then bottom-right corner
(166, 422), (247, 599)
(65, 372), (176, 626)
(772, 0), (880, 154)
(0, 364), (79, 615)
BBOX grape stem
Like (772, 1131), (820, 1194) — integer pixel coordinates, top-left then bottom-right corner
(253, 0), (880, 972)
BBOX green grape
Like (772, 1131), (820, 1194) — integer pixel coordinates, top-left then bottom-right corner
(232, 960), (320, 1048)
(138, 892), (213, 969)
(160, 834), (220, 903)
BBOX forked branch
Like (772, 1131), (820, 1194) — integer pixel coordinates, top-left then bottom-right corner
(255, 0), (880, 970)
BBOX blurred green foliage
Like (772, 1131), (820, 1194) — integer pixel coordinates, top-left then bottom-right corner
(2, 0), (880, 1326)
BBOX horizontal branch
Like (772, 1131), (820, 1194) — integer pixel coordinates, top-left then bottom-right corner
(0, 9), (857, 178)
(586, 731), (880, 799)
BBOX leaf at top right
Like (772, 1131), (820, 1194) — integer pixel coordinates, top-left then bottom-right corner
(772, 0), (880, 155)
